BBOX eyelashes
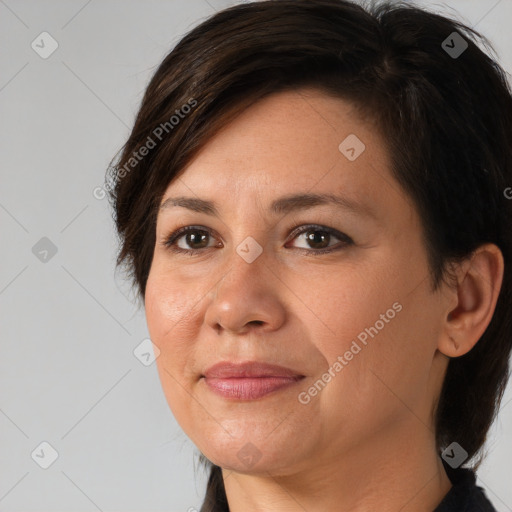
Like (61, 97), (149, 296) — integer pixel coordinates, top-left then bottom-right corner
(162, 226), (221, 254)
(161, 224), (353, 256)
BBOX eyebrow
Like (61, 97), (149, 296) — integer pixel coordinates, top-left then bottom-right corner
(159, 192), (377, 220)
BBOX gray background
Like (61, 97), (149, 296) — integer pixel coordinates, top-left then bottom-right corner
(1, 0), (511, 510)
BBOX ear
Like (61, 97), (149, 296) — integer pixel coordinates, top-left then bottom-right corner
(438, 243), (504, 358)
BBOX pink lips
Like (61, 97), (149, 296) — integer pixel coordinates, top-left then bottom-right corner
(202, 361), (304, 400)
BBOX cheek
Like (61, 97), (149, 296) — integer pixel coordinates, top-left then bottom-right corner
(145, 269), (202, 429)
(310, 306), (428, 448)
(144, 267), (205, 390)
(145, 265), (201, 339)
(309, 266), (396, 358)
(310, 259), (432, 410)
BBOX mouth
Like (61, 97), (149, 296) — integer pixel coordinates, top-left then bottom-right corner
(201, 361), (305, 401)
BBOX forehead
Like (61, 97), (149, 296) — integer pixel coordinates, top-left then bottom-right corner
(160, 88), (403, 218)
(155, 89), (423, 247)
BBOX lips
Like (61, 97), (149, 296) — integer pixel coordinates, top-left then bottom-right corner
(201, 361), (305, 400)
(202, 361), (304, 379)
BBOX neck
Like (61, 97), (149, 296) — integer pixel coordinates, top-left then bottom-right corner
(222, 418), (452, 512)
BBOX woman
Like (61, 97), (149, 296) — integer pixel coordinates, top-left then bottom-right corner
(106, 1), (512, 510)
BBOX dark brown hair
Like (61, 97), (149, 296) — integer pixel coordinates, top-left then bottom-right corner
(106, 1), (512, 510)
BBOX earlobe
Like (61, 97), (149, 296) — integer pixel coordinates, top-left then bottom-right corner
(439, 243), (504, 358)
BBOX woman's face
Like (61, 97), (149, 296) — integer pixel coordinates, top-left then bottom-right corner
(145, 89), (452, 475)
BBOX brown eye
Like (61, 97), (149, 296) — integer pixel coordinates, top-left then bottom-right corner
(303, 229), (331, 249)
(162, 224), (352, 256)
(179, 230), (210, 249)
(287, 225), (352, 253)
(163, 226), (220, 254)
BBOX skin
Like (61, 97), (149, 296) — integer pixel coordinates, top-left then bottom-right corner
(144, 88), (504, 512)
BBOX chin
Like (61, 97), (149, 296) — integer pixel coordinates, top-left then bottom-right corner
(195, 430), (309, 476)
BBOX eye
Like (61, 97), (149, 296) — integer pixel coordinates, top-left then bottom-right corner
(285, 224), (353, 254)
(161, 224), (353, 255)
(162, 226), (220, 254)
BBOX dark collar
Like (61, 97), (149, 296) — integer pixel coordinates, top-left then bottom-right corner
(434, 460), (496, 511)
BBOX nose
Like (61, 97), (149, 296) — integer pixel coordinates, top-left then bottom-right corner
(204, 249), (286, 336)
